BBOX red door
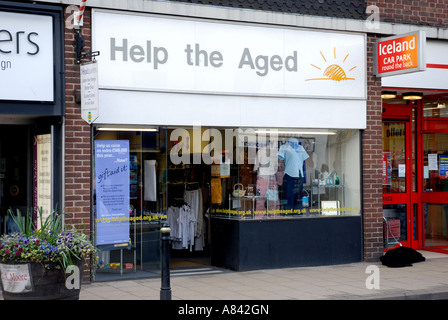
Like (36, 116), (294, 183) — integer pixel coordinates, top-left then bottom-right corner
(420, 103), (448, 253)
(382, 105), (419, 249)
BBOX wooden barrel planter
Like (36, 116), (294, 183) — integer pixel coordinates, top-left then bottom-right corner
(0, 260), (83, 300)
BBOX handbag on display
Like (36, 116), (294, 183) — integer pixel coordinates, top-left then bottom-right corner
(232, 183), (246, 197)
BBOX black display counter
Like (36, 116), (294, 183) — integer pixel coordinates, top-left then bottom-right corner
(210, 216), (362, 271)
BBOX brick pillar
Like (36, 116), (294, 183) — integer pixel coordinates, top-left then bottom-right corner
(363, 34), (383, 262)
(64, 7), (93, 281)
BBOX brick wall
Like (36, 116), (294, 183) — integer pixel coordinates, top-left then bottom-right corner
(363, 34), (383, 262)
(368, 0), (448, 28)
(63, 6), (93, 280)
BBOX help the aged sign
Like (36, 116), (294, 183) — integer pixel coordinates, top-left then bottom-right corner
(374, 31), (426, 77)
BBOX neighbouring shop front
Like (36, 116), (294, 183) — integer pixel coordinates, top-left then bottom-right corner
(89, 10), (366, 280)
(378, 34), (448, 254)
(0, 2), (64, 237)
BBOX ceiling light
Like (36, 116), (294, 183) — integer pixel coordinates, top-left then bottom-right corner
(381, 91), (397, 99)
(402, 92), (423, 100)
(97, 127), (158, 132)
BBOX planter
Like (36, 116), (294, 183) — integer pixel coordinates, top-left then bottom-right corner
(0, 260), (83, 300)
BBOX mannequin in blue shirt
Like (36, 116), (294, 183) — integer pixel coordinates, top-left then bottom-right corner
(278, 137), (309, 213)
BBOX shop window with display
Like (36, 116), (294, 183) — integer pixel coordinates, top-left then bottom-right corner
(92, 126), (361, 277)
(164, 127), (361, 220)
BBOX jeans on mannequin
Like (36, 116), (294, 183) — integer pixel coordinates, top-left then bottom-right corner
(282, 173), (303, 214)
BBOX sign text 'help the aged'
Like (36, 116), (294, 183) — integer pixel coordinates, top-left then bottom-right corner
(110, 39), (298, 77)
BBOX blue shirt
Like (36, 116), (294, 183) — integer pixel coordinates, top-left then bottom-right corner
(278, 142), (309, 178)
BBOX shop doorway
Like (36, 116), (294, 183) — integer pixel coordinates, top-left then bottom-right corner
(383, 96), (448, 253)
(421, 98), (448, 253)
(382, 105), (419, 249)
(0, 126), (30, 236)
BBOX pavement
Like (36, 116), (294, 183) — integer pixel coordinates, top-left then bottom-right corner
(77, 250), (448, 300)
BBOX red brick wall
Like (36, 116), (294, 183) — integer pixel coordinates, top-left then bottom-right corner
(368, 0), (448, 28)
(63, 6), (92, 280)
(363, 34), (383, 262)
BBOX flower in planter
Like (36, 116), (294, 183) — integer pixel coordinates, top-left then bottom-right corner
(0, 208), (96, 271)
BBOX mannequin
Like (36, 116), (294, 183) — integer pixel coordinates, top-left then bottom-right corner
(278, 137), (309, 213)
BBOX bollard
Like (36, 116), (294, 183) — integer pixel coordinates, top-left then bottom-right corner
(160, 224), (172, 300)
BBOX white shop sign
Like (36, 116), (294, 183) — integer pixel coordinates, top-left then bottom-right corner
(92, 11), (366, 100)
(0, 11), (54, 102)
(80, 61), (99, 124)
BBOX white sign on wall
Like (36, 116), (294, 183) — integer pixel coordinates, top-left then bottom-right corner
(0, 11), (54, 102)
(80, 61), (99, 123)
(92, 11), (366, 100)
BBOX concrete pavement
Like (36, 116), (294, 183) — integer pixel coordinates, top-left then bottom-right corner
(78, 250), (448, 300)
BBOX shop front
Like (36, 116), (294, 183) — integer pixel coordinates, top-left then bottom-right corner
(0, 2), (64, 236)
(90, 10), (366, 279)
(379, 36), (448, 254)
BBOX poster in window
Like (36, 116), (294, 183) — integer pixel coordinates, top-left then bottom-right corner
(428, 153), (438, 171)
(382, 152), (391, 185)
(95, 140), (130, 245)
(440, 155), (448, 179)
(34, 134), (52, 227)
(211, 178), (222, 204)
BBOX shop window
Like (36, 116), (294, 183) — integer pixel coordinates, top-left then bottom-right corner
(93, 128), (169, 278)
(423, 100), (448, 118)
(423, 133), (448, 192)
(424, 204), (448, 250)
(164, 127), (361, 220)
(92, 126), (361, 276)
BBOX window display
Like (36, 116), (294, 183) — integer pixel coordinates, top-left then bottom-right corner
(92, 126), (361, 277)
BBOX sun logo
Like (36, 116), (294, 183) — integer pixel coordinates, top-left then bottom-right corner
(306, 47), (356, 81)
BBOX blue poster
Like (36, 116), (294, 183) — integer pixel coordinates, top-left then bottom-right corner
(95, 140), (130, 245)
(440, 155), (448, 180)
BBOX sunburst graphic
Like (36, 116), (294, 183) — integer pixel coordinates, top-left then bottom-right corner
(306, 47), (356, 81)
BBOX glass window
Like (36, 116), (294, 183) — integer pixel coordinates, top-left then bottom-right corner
(383, 204), (407, 243)
(424, 204), (448, 250)
(165, 127), (361, 219)
(423, 133), (448, 192)
(93, 128), (168, 279)
(382, 122), (407, 193)
(92, 126), (362, 278)
(423, 100), (448, 118)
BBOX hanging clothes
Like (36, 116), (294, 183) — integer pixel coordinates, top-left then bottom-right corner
(184, 188), (205, 251)
(166, 188), (205, 251)
(167, 204), (192, 250)
(144, 160), (157, 201)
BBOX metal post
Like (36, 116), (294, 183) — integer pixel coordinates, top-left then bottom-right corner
(160, 224), (172, 300)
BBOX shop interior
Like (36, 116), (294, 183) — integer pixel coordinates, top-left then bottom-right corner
(0, 126), (30, 236)
(93, 126), (361, 280)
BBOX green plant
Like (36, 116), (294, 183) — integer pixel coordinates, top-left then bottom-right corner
(0, 207), (96, 271)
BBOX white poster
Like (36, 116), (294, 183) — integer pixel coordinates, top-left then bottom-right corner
(398, 164), (406, 178)
(428, 153), (438, 171)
